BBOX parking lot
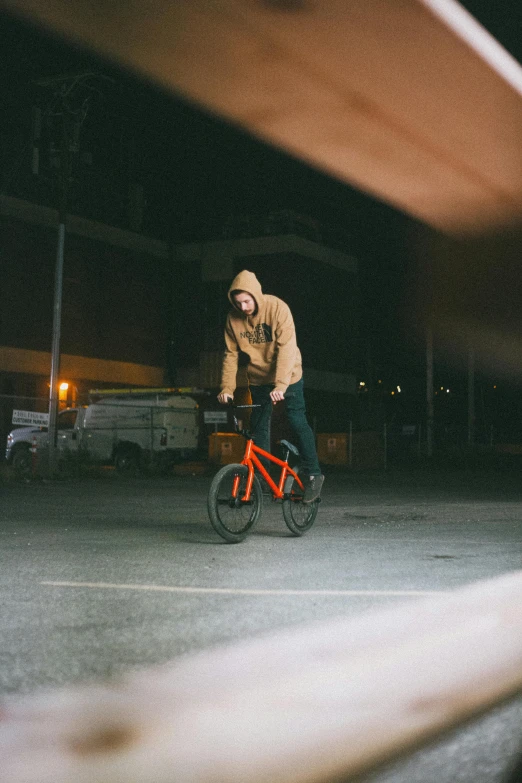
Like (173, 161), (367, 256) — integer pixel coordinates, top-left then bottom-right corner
(1, 465), (521, 782)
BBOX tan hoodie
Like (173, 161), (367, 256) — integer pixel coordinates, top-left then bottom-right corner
(221, 270), (303, 395)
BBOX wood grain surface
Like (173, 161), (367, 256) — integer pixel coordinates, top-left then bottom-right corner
(2, 0), (522, 233)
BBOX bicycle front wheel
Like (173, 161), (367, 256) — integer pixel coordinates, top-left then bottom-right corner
(208, 464), (263, 543)
(282, 480), (319, 536)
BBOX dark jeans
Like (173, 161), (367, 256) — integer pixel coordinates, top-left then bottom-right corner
(249, 379), (321, 476)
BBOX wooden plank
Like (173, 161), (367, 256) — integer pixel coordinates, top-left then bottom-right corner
(2, 0), (522, 233)
(1, 570), (522, 782)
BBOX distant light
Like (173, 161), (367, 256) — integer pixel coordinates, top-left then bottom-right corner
(397, 385), (401, 393)
(391, 391), (395, 396)
(493, 385), (497, 389)
(59, 382), (69, 391)
(440, 386), (444, 391)
(446, 389), (450, 393)
(359, 381), (366, 387)
(378, 379), (382, 384)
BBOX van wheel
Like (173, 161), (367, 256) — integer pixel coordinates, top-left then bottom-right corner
(114, 447), (140, 474)
(12, 446), (32, 478)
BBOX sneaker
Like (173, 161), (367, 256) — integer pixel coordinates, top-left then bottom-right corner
(302, 474), (324, 503)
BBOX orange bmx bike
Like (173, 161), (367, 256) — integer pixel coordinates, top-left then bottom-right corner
(207, 404), (319, 543)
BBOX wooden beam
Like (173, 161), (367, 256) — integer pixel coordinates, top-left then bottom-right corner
(2, 571), (522, 782)
(2, 0), (522, 233)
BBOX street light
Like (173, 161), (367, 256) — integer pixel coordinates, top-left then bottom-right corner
(36, 72), (111, 475)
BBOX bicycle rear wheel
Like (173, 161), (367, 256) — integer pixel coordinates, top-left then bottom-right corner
(282, 479), (319, 536)
(208, 464), (263, 543)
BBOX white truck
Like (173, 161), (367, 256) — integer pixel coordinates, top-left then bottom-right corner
(6, 389), (201, 477)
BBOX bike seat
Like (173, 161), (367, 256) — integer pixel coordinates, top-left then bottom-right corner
(279, 439), (300, 457)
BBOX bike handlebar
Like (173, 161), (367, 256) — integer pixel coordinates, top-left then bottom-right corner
(223, 401), (270, 437)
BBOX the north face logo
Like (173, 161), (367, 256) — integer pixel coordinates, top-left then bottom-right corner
(239, 323), (273, 344)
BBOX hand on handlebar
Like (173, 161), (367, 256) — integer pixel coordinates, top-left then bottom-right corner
(217, 390), (284, 405)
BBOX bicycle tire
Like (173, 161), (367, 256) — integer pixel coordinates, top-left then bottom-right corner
(208, 463), (263, 543)
(282, 479), (319, 536)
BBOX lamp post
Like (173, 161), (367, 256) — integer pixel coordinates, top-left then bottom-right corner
(36, 73), (100, 475)
(468, 345), (475, 446)
(426, 328), (434, 457)
(47, 111), (72, 475)
(44, 85), (82, 476)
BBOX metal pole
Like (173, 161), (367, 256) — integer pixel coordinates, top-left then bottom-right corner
(150, 405), (154, 469)
(468, 346), (475, 446)
(47, 221), (65, 476)
(39, 74), (95, 475)
(426, 328), (434, 457)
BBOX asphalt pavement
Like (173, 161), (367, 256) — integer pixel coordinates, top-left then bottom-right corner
(1, 465), (521, 782)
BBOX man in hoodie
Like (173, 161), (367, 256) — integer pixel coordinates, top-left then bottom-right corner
(217, 270), (324, 503)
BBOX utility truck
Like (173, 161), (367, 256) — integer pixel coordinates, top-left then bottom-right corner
(6, 388), (201, 476)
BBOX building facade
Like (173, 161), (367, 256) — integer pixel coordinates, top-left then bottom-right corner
(1, 202), (359, 451)
(0, 195), (170, 449)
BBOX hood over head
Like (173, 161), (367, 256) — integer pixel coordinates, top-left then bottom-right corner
(228, 270), (265, 314)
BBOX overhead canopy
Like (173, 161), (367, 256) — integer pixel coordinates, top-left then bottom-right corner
(2, 0), (522, 234)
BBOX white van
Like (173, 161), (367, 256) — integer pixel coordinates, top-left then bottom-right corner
(6, 391), (200, 476)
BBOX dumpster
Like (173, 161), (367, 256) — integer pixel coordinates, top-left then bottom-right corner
(317, 433), (347, 465)
(208, 432), (245, 464)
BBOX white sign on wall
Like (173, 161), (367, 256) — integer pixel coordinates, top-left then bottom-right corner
(204, 411), (228, 424)
(12, 410), (49, 427)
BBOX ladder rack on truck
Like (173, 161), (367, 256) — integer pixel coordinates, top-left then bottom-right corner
(88, 387), (208, 400)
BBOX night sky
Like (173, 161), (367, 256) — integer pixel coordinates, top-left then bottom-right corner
(1, 2), (521, 422)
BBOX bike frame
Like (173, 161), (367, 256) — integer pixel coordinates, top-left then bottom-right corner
(233, 438), (303, 502)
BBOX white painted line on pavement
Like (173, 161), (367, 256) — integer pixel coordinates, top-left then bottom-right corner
(41, 581), (443, 597)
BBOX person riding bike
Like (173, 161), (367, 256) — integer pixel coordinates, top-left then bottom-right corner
(217, 269), (324, 503)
